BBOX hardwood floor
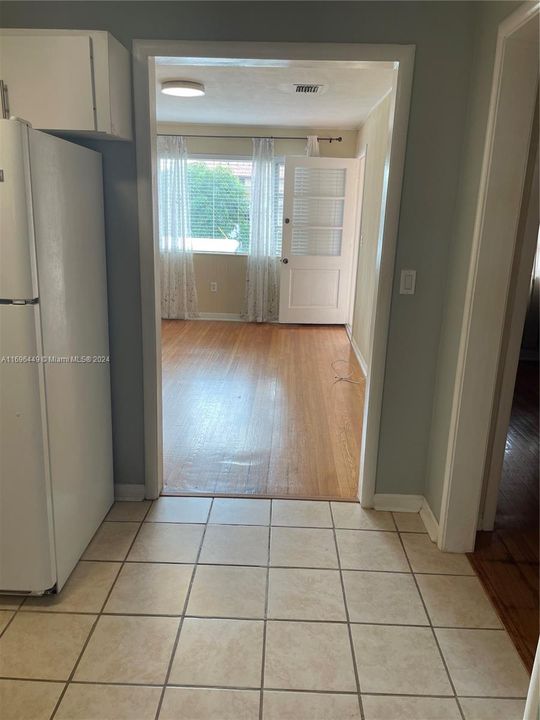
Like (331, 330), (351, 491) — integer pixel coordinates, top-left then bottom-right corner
(161, 320), (365, 498)
(467, 360), (539, 672)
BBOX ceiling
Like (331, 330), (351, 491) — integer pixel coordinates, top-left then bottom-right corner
(154, 59), (395, 128)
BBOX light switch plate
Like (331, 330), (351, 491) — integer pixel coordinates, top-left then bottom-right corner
(400, 269), (416, 295)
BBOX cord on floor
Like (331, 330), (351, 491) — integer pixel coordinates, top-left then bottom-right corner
(331, 359), (363, 385)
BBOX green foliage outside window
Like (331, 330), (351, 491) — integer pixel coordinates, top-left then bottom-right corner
(187, 162), (251, 252)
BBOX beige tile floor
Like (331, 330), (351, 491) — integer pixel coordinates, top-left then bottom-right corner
(0, 497), (530, 720)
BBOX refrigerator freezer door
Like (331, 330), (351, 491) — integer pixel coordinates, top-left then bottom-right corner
(0, 304), (56, 593)
(0, 120), (38, 300)
(29, 128), (113, 589)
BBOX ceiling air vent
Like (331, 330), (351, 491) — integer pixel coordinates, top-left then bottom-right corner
(295, 84), (322, 94)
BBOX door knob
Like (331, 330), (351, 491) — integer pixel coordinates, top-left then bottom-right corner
(284, 218), (290, 224)
(282, 258), (289, 264)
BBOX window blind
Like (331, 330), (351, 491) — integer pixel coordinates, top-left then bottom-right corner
(187, 158), (252, 253)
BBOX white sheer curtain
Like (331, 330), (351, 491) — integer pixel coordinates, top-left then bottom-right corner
(244, 138), (280, 322)
(306, 134), (320, 157)
(157, 135), (198, 319)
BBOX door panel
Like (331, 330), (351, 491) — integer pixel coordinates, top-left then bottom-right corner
(0, 120), (37, 299)
(0, 304), (55, 593)
(279, 157), (359, 324)
(290, 268), (340, 308)
(29, 129), (113, 589)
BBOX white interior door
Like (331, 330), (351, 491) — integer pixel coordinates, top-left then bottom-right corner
(279, 156), (359, 324)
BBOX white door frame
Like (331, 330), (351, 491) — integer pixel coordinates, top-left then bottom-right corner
(438, 2), (539, 552)
(348, 149), (367, 329)
(132, 40), (414, 501)
(480, 139), (538, 531)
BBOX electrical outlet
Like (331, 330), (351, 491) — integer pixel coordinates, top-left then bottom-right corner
(210, 281), (218, 293)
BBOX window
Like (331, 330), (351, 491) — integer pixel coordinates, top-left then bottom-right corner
(187, 158), (251, 253)
(179, 156), (284, 254)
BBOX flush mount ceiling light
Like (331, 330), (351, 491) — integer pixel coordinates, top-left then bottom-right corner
(161, 80), (205, 97)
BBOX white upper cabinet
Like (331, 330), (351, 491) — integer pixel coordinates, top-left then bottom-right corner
(0, 30), (132, 140)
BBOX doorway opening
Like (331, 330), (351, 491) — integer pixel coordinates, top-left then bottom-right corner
(443, 4), (538, 669)
(154, 59), (393, 498)
(436, 4), (539, 554)
(468, 216), (539, 672)
(133, 41), (413, 502)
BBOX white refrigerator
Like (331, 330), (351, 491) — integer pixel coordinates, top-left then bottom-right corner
(0, 119), (113, 595)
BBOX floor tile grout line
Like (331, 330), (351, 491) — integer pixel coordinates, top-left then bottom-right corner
(107, 510), (426, 533)
(1, 609), (511, 631)
(363, 691), (529, 700)
(153, 496), (214, 720)
(389, 512), (399, 533)
(3, 499), (518, 713)
(329, 502), (365, 720)
(0, 673), (530, 701)
(0, 508), (130, 704)
(132, 519), (407, 532)
(391, 510), (427, 534)
(455, 696), (468, 718)
(0, 603), (20, 638)
(48, 499), (156, 720)
(259, 499), (273, 720)
(65, 556), (478, 577)
(395, 529), (467, 720)
(0, 508), (145, 638)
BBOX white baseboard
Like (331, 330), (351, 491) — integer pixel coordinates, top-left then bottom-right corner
(370, 493), (440, 541)
(196, 312), (243, 322)
(114, 483), (146, 501)
(420, 499), (440, 542)
(345, 324), (368, 376)
(373, 493), (424, 513)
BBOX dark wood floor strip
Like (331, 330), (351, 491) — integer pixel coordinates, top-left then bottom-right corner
(468, 360), (539, 672)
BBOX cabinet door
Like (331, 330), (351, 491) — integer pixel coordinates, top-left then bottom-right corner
(0, 35), (96, 131)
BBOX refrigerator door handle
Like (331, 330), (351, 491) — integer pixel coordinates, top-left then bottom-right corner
(0, 81), (10, 119)
(0, 298), (39, 305)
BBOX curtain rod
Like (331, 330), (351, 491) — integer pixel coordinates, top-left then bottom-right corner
(157, 133), (343, 142)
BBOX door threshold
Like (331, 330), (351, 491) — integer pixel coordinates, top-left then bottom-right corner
(161, 490), (358, 503)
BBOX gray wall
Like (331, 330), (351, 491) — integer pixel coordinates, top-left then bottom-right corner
(0, 1), (519, 494)
(423, 0), (524, 519)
